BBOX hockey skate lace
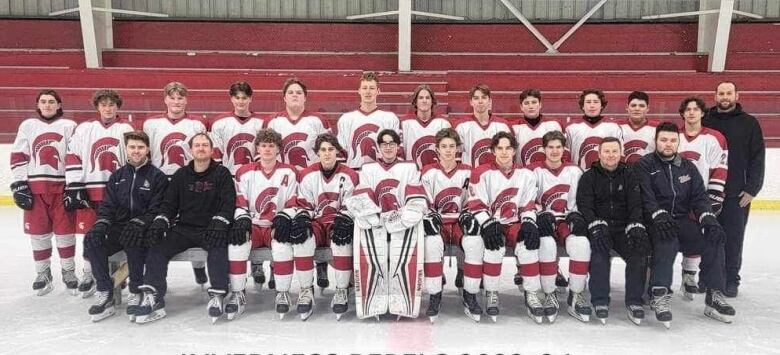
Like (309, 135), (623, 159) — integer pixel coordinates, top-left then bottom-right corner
(298, 287), (314, 305)
(94, 290), (111, 307)
(275, 292), (290, 306)
(574, 292), (589, 309)
(682, 273), (696, 286)
(711, 290), (728, 307)
(62, 269), (78, 284)
(82, 271), (94, 282)
(526, 292), (543, 308)
(627, 304), (643, 312)
(333, 288), (348, 305)
(208, 292), (224, 310)
(544, 293), (559, 309)
(463, 292), (480, 310)
(652, 293), (672, 312)
(485, 291), (499, 308)
(126, 293), (142, 306)
(35, 270), (52, 284)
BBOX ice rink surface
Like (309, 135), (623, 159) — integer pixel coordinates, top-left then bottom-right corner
(0, 206), (779, 355)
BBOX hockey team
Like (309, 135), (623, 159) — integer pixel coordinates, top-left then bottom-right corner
(9, 75), (765, 329)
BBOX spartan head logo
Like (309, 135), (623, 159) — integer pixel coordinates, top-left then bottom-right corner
(226, 133), (255, 167)
(315, 192), (340, 218)
(160, 132), (187, 167)
(492, 187), (519, 220)
(579, 136), (604, 169)
(352, 123), (380, 163)
(472, 138), (494, 167)
(624, 140), (648, 165)
(541, 184), (571, 213)
(255, 187), (280, 217)
(434, 186), (463, 215)
(521, 137), (545, 165)
(32, 132), (64, 170)
(412, 135), (437, 167)
(90, 137), (120, 173)
(680, 151), (701, 162)
(376, 179), (400, 212)
(282, 132), (309, 168)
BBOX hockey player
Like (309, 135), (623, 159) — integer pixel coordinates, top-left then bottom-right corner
(527, 131), (591, 323)
(636, 122), (735, 327)
(454, 84), (512, 168)
(566, 89), (623, 170)
(265, 78), (332, 290)
(401, 84), (452, 169)
(11, 89), (78, 296)
(337, 72), (401, 169)
(82, 131), (168, 321)
(677, 97), (729, 300)
(295, 133), (359, 320)
(577, 137), (650, 325)
(143, 81), (209, 287)
(461, 131), (539, 322)
(224, 129), (298, 320)
(65, 89), (135, 297)
(420, 128), (471, 322)
(345, 129), (428, 320)
(619, 91), (657, 165)
(208, 82), (268, 290)
(134, 133), (235, 324)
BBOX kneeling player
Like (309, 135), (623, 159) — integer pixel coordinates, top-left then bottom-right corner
(528, 131), (591, 323)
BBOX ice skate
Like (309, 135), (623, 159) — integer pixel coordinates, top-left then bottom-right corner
(251, 263), (265, 289)
(61, 269), (79, 296)
(455, 268), (464, 291)
(135, 285), (166, 324)
(555, 270), (569, 294)
(297, 286), (315, 321)
(704, 289), (735, 324)
(681, 270), (698, 301)
(32, 269), (53, 296)
(268, 266), (276, 290)
(193, 267), (208, 290)
(316, 262), (329, 292)
(626, 304), (644, 325)
(88, 290), (115, 322)
(649, 287), (672, 329)
(224, 290), (246, 321)
(207, 289), (226, 323)
(426, 292), (442, 323)
(513, 271), (524, 292)
(461, 290), (482, 322)
(524, 291), (545, 324)
(566, 291), (592, 322)
(126, 292), (142, 322)
(594, 305), (609, 325)
(331, 287), (349, 321)
(543, 292), (559, 323)
(78, 271), (96, 298)
(485, 290), (499, 322)
(275, 291), (291, 319)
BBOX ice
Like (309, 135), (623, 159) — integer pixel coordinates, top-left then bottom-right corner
(1, 206), (779, 354)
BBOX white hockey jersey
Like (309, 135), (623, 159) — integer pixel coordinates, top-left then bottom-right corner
(142, 115), (207, 176)
(465, 162), (538, 225)
(265, 111), (332, 170)
(65, 117), (135, 201)
(511, 116), (568, 165)
(528, 162), (582, 220)
(421, 162), (472, 223)
(11, 116), (77, 193)
(678, 127), (729, 195)
(353, 160), (425, 213)
(209, 112), (264, 175)
(336, 109), (400, 169)
(296, 162), (360, 225)
(619, 119), (658, 166)
(234, 162), (298, 227)
(453, 115), (512, 168)
(399, 114), (452, 169)
(565, 117), (623, 170)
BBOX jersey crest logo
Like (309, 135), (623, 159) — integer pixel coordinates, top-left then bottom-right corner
(434, 186), (463, 215)
(282, 132), (309, 168)
(32, 132), (64, 170)
(411, 135), (437, 168)
(255, 187), (280, 217)
(315, 192), (340, 218)
(680, 151), (701, 162)
(579, 136), (604, 169)
(376, 179), (400, 211)
(520, 137), (545, 165)
(623, 140), (649, 165)
(472, 138), (495, 167)
(492, 187), (519, 220)
(89, 137), (120, 173)
(540, 184), (570, 213)
(352, 123), (380, 163)
(226, 133), (255, 167)
(160, 132), (187, 167)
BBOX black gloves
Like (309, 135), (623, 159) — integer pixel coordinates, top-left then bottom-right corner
(63, 183), (90, 211)
(146, 216), (169, 247)
(85, 219), (110, 249)
(229, 216), (252, 246)
(536, 211), (556, 237)
(566, 212), (588, 236)
(708, 190), (724, 216)
(423, 211), (443, 236)
(331, 213), (355, 246)
(118, 218), (148, 248)
(458, 211), (480, 236)
(520, 219), (540, 250)
(651, 210), (678, 241)
(625, 223), (650, 255)
(204, 217), (230, 249)
(588, 220), (612, 253)
(10, 181), (33, 210)
(480, 218), (504, 251)
(272, 210), (294, 243)
(288, 211), (312, 245)
(701, 213), (726, 245)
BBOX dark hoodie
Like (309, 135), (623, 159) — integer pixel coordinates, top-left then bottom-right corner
(158, 159), (235, 230)
(576, 160), (644, 231)
(704, 103), (765, 197)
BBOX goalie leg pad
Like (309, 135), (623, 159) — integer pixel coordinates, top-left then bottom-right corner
(566, 235), (591, 293)
(388, 224), (424, 318)
(228, 242), (251, 292)
(354, 225), (389, 319)
(515, 243), (541, 293)
(424, 234), (444, 295)
(271, 239), (294, 292)
(461, 234), (484, 294)
(539, 236), (558, 294)
(293, 237), (316, 289)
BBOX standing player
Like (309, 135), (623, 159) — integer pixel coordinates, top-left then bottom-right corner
(143, 81), (209, 287)
(65, 89), (135, 297)
(420, 128), (471, 322)
(677, 97), (728, 300)
(454, 84), (512, 168)
(225, 129), (298, 320)
(461, 131), (539, 322)
(295, 133), (359, 320)
(636, 122), (734, 327)
(527, 131), (591, 323)
(566, 89), (623, 170)
(10, 89), (78, 296)
(401, 84), (452, 169)
(619, 91), (657, 165)
(337, 72), (401, 169)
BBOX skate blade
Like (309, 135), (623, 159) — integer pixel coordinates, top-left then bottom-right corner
(128, 314), (136, 322)
(335, 313), (344, 321)
(35, 285), (53, 296)
(628, 315), (642, 325)
(490, 315), (498, 323)
(567, 307), (590, 322)
(300, 309), (314, 321)
(681, 290), (695, 301)
(704, 307), (734, 324)
(527, 310), (543, 324)
(428, 315), (438, 323)
(546, 313), (558, 323)
(90, 307), (116, 322)
(464, 308), (480, 322)
(598, 317), (607, 325)
(662, 321), (671, 329)
(135, 310), (166, 324)
(81, 287), (96, 299)
(211, 316), (220, 324)
(277, 312), (286, 320)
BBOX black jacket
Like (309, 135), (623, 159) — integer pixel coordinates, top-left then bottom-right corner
(97, 160), (168, 225)
(635, 152), (711, 221)
(159, 159), (235, 230)
(576, 161), (643, 231)
(704, 103), (765, 197)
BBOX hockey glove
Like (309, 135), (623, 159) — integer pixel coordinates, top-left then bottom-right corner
(63, 183), (90, 211)
(118, 218), (147, 248)
(480, 218), (505, 251)
(458, 211), (480, 236)
(651, 210), (678, 241)
(85, 219), (110, 249)
(708, 190), (724, 216)
(272, 209), (294, 244)
(229, 216), (252, 246)
(520, 219), (540, 250)
(588, 220), (612, 254)
(146, 216), (170, 247)
(423, 211), (443, 236)
(566, 211), (588, 236)
(288, 211), (312, 245)
(536, 211), (556, 237)
(700, 213), (726, 246)
(625, 223), (650, 255)
(10, 181), (33, 210)
(204, 216), (230, 249)
(331, 213), (355, 246)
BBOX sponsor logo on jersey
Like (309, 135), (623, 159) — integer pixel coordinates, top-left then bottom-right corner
(226, 133), (255, 168)
(492, 187), (519, 220)
(352, 123), (380, 164)
(578, 136), (604, 169)
(434, 186), (463, 215)
(33, 132), (64, 170)
(282, 132), (309, 169)
(540, 184), (570, 213)
(521, 137), (545, 165)
(255, 187), (280, 218)
(89, 137), (121, 173)
(411, 136), (437, 168)
(376, 179), (400, 211)
(472, 138), (494, 167)
(159, 132), (187, 167)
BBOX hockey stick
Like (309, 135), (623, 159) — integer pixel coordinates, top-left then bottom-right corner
(335, 176), (346, 211)
(451, 177), (470, 268)
(112, 262), (129, 288)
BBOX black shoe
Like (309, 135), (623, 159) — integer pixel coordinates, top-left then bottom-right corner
(455, 268), (464, 289)
(193, 267), (208, 285)
(316, 262), (329, 289)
